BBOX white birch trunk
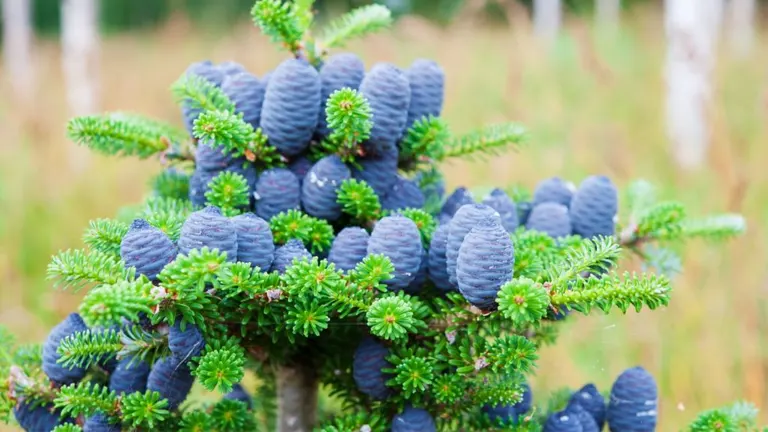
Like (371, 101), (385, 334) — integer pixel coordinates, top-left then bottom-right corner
(726, 0), (756, 57)
(61, 0), (100, 116)
(533, 0), (561, 42)
(595, 0), (621, 29)
(2, 0), (34, 106)
(664, 0), (720, 169)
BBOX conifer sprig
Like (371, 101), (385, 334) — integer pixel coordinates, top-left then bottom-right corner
(67, 114), (178, 159)
(442, 122), (527, 160)
(552, 271), (672, 314)
(399, 208), (437, 246)
(194, 111), (283, 167)
(171, 74), (235, 114)
(47, 249), (136, 291)
(324, 88), (373, 162)
(79, 278), (155, 327)
(193, 342), (246, 394)
(152, 169), (191, 201)
(56, 329), (122, 370)
(204, 171), (251, 216)
(337, 179), (381, 222)
(269, 210), (335, 252)
(251, 0), (304, 54)
(121, 390), (171, 429)
(400, 116), (449, 168)
(54, 382), (118, 418)
(83, 219), (129, 256)
(320, 4), (392, 49)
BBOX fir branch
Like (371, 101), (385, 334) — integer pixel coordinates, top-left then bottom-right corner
(118, 325), (170, 367)
(548, 236), (621, 291)
(180, 410), (213, 431)
(307, 218), (335, 254)
(47, 249), (136, 291)
(282, 257), (343, 296)
(635, 201), (686, 239)
(471, 375), (526, 406)
(337, 179), (381, 222)
(171, 74), (234, 114)
(193, 110), (259, 160)
(347, 254), (394, 292)
(250, 0), (303, 54)
(317, 411), (386, 432)
(442, 123), (527, 160)
(286, 299), (330, 337)
(52, 425), (83, 432)
(367, 296), (417, 341)
(121, 390), (170, 429)
(79, 278), (155, 327)
(679, 214), (746, 241)
(193, 345), (245, 394)
(141, 197), (194, 241)
(320, 4), (392, 49)
(496, 277), (550, 326)
(211, 399), (254, 431)
(292, 0), (315, 32)
(390, 356), (434, 397)
(433, 374), (466, 405)
(67, 114), (174, 159)
(399, 208), (437, 246)
(152, 169), (190, 201)
(400, 116), (449, 167)
(56, 328), (122, 370)
(53, 382), (118, 418)
(83, 218), (129, 257)
(204, 171), (251, 217)
(485, 335), (538, 376)
(552, 271), (672, 314)
(324, 88), (372, 162)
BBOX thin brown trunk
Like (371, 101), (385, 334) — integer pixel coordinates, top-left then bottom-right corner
(276, 362), (318, 432)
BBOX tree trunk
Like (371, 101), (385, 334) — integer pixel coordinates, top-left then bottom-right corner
(533, 0), (561, 42)
(726, 0), (755, 57)
(664, 0), (719, 169)
(2, 0), (34, 108)
(595, 0), (620, 29)
(276, 362), (319, 432)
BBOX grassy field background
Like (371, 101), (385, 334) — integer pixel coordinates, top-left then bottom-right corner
(0, 4), (766, 429)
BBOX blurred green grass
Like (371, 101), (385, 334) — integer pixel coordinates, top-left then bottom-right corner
(0, 6), (766, 429)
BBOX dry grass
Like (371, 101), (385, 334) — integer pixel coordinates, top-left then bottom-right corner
(0, 5), (766, 429)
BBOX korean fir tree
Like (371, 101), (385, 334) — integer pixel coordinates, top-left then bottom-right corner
(0, 1), (753, 431)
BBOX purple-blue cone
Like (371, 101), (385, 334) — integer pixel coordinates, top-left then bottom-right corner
(446, 203), (501, 286)
(380, 176), (425, 211)
(254, 168), (301, 220)
(147, 356), (195, 410)
(440, 187), (475, 219)
(178, 206), (238, 262)
(232, 213), (275, 270)
(352, 337), (391, 400)
(533, 177), (575, 208)
(566, 400), (599, 432)
(570, 175), (618, 239)
(405, 59), (444, 129)
(181, 61), (224, 135)
(328, 227), (370, 272)
(544, 410), (584, 432)
(225, 383), (253, 410)
(483, 380), (533, 424)
(456, 217), (514, 310)
(271, 239), (312, 274)
(196, 140), (236, 171)
(83, 413), (121, 432)
(109, 357), (150, 395)
(571, 383), (606, 429)
(217, 60), (246, 76)
(188, 168), (217, 207)
(222, 71), (265, 129)
(288, 155), (313, 187)
(169, 321), (205, 362)
(517, 200), (533, 226)
(482, 188), (519, 232)
(260, 59), (321, 157)
(42, 313), (88, 385)
(351, 143), (399, 197)
(301, 155), (350, 221)
(414, 171), (445, 202)
(367, 215), (423, 291)
(317, 53), (366, 138)
(526, 202), (572, 239)
(427, 224), (453, 292)
(607, 366), (658, 432)
(359, 63), (411, 151)
(391, 406), (437, 432)
(13, 401), (67, 432)
(404, 247), (428, 294)
(120, 219), (178, 281)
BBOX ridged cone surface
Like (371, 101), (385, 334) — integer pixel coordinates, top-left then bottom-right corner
(120, 219), (178, 281)
(350, 144), (399, 197)
(367, 215), (422, 291)
(405, 58), (445, 129)
(42, 313), (88, 384)
(288, 155), (313, 186)
(178, 206), (238, 261)
(222, 71), (265, 129)
(168, 321), (205, 361)
(570, 175), (618, 239)
(83, 413), (121, 432)
(146, 356), (195, 410)
(181, 61), (224, 135)
(391, 406), (437, 432)
(404, 247), (428, 293)
(218, 61), (246, 76)
(518, 201), (533, 226)
(427, 224), (454, 292)
(607, 366), (658, 432)
(482, 188), (519, 232)
(260, 59), (321, 156)
(301, 155), (350, 220)
(446, 204), (501, 286)
(359, 63), (411, 149)
(196, 141), (237, 171)
(352, 337), (391, 400)
(440, 187), (474, 219)
(533, 177), (575, 208)
(232, 213), (275, 270)
(526, 202), (572, 239)
(317, 53), (366, 138)
(271, 239), (312, 274)
(224, 383), (253, 410)
(456, 217), (514, 310)
(328, 227), (370, 272)
(571, 383), (606, 429)
(13, 402), (65, 432)
(567, 401), (600, 432)
(544, 410), (584, 432)
(255, 168), (301, 220)
(109, 357), (150, 395)
(380, 176), (424, 211)
(188, 168), (217, 207)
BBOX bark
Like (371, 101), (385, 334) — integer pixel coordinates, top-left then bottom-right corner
(533, 0), (561, 42)
(726, 0), (756, 57)
(276, 362), (319, 432)
(2, 0), (34, 107)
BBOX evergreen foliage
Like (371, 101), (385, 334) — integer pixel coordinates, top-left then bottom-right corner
(0, 1), (751, 431)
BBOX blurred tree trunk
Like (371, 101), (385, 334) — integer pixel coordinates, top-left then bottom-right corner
(2, 0), (35, 110)
(595, 0), (620, 29)
(664, 0), (720, 169)
(61, 0), (99, 171)
(533, 0), (561, 42)
(726, 0), (755, 57)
